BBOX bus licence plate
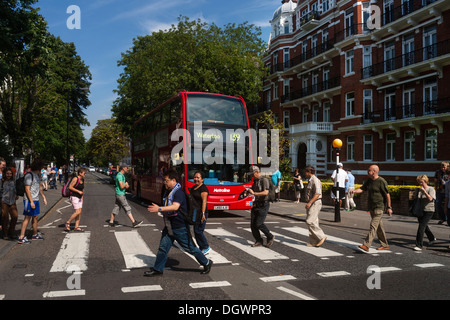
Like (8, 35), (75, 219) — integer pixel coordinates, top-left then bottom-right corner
(214, 206), (229, 210)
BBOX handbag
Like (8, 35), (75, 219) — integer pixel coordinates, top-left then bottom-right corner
(409, 197), (423, 217)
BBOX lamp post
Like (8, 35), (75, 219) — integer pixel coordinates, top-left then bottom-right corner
(332, 138), (343, 222)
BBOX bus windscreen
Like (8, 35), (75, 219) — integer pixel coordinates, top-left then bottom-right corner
(187, 94), (247, 126)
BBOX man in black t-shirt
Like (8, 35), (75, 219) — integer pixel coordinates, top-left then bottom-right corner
(145, 170), (212, 277)
(247, 166), (274, 248)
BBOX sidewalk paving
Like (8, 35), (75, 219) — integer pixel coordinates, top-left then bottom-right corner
(0, 185), (64, 259)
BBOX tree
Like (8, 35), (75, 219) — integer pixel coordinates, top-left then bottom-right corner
(87, 119), (129, 166)
(256, 110), (292, 178)
(0, 1), (91, 162)
(113, 16), (267, 134)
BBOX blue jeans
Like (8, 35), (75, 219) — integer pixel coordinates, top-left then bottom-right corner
(194, 211), (209, 250)
(153, 226), (209, 272)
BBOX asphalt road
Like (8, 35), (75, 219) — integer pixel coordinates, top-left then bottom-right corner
(0, 171), (448, 310)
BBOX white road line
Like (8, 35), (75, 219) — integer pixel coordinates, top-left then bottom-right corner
(43, 289), (86, 298)
(317, 271), (351, 277)
(114, 231), (156, 269)
(121, 285), (163, 293)
(276, 286), (316, 300)
(206, 228), (289, 261)
(189, 281), (231, 289)
(50, 232), (91, 272)
(249, 229), (343, 258)
(260, 275), (296, 282)
(283, 226), (392, 254)
(414, 263), (445, 268)
(174, 240), (232, 265)
(367, 266), (401, 272)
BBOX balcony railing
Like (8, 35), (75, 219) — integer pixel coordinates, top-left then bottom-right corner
(281, 77), (340, 103)
(382, 0), (439, 27)
(361, 39), (450, 79)
(362, 97), (450, 123)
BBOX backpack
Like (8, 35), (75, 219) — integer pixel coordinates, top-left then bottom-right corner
(16, 172), (33, 197)
(62, 177), (79, 197)
(267, 178), (276, 203)
(180, 189), (203, 225)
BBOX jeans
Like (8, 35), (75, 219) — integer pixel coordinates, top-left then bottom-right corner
(416, 211), (435, 248)
(250, 202), (273, 244)
(194, 211), (209, 250)
(153, 226), (209, 272)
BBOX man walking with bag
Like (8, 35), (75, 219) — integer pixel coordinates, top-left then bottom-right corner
(246, 166), (275, 247)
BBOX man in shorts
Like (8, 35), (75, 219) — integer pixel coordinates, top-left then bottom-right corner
(18, 158), (47, 244)
(109, 165), (142, 228)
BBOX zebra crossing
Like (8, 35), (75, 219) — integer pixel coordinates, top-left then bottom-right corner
(3, 219), (446, 300)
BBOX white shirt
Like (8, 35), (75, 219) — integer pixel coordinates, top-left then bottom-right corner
(331, 169), (348, 187)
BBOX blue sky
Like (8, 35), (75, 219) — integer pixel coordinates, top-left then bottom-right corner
(35, 0), (278, 140)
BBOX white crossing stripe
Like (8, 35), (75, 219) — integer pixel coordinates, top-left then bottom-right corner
(43, 289), (86, 298)
(50, 232), (91, 272)
(277, 286), (316, 300)
(189, 281), (231, 289)
(115, 231), (156, 269)
(206, 228), (289, 261)
(317, 271), (351, 277)
(414, 263), (445, 268)
(121, 285), (163, 293)
(246, 229), (343, 258)
(283, 226), (392, 254)
(260, 275), (296, 282)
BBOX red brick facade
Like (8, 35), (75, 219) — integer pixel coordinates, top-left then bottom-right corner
(252, 0), (450, 184)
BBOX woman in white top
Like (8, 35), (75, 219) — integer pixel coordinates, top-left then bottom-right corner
(412, 174), (436, 251)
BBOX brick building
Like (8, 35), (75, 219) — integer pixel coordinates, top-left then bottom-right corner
(252, 0), (450, 184)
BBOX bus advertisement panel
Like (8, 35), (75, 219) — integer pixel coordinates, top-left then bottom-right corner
(130, 91), (254, 211)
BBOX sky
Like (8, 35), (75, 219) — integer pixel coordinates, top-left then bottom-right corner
(34, 0), (279, 140)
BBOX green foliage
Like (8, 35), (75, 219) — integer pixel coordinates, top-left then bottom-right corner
(0, 2), (91, 163)
(87, 119), (129, 166)
(113, 16), (268, 135)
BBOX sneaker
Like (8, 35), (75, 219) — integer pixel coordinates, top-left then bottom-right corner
(428, 238), (437, 246)
(132, 220), (143, 228)
(413, 246), (422, 251)
(32, 233), (44, 240)
(200, 259), (213, 274)
(202, 247), (211, 255)
(17, 237), (31, 244)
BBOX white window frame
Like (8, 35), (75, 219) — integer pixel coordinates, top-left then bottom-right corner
(425, 128), (437, 160)
(283, 110), (290, 129)
(345, 50), (354, 75)
(404, 131), (415, 161)
(346, 92), (355, 117)
(386, 133), (396, 161)
(347, 136), (355, 161)
(363, 134), (373, 161)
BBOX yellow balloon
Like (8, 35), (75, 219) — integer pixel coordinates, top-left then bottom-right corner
(332, 139), (343, 148)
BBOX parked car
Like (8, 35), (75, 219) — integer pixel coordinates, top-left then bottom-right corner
(89, 166), (95, 172)
(110, 167), (118, 184)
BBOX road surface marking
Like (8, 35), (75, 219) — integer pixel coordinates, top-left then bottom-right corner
(283, 226), (392, 254)
(205, 228), (289, 261)
(50, 232), (91, 272)
(121, 285), (163, 293)
(115, 231), (156, 269)
(414, 263), (444, 268)
(189, 281), (231, 289)
(43, 290), (85, 298)
(317, 271), (351, 277)
(260, 275), (296, 282)
(277, 286), (316, 300)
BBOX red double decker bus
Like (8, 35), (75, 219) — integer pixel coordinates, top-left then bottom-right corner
(130, 91), (254, 211)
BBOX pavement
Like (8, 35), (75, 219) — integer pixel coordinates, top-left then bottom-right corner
(0, 184), (64, 259)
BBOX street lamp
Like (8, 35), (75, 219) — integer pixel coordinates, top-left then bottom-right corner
(332, 138), (343, 222)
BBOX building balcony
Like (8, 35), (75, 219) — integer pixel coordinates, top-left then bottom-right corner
(362, 97), (450, 126)
(299, 11), (321, 31)
(371, 0), (450, 40)
(289, 122), (334, 136)
(281, 77), (340, 107)
(362, 39), (450, 83)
